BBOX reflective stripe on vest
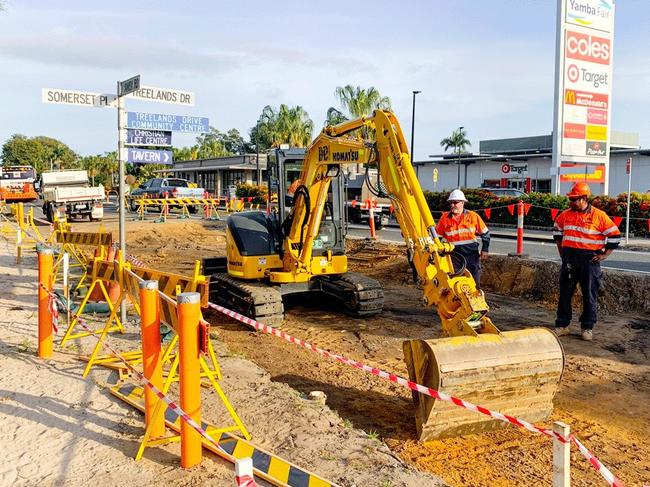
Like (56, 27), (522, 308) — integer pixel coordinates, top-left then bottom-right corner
(555, 206), (621, 251)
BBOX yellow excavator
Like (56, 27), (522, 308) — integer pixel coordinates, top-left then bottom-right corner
(204, 110), (564, 440)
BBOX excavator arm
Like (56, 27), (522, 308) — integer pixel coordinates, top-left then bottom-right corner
(280, 110), (564, 440)
(282, 110), (494, 338)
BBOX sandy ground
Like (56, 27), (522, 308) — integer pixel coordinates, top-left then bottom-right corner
(1, 214), (648, 486)
(0, 218), (442, 486)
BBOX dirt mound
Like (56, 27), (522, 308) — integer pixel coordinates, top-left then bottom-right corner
(118, 220), (649, 486)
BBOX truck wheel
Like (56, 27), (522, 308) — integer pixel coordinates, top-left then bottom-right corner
(129, 199), (138, 212)
(188, 205), (198, 214)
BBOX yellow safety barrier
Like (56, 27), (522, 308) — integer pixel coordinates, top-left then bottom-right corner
(36, 244), (334, 484)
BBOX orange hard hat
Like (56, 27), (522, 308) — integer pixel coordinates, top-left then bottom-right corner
(567, 182), (591, 198)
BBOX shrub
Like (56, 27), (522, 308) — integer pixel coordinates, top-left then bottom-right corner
(423, 189), (650, 237)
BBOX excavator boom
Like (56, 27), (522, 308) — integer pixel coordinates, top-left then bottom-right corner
(291, 110), (564, 440)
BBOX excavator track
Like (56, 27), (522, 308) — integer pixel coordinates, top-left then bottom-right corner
(317, 272), (385, 316)
(209, 273), (284, 325)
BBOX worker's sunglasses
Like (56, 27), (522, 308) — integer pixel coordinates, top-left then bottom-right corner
(449, 201), (463, 205)
(568, 196), (583, 202)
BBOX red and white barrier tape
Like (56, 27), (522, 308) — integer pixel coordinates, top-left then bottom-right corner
(235, 458), (258, 487)
(47, 293), (59, 334)
(40, 288), (257, 486)
(208, 301), (624, 487)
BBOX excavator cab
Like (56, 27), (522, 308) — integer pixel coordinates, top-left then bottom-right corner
(204, 147), (384, 324)
(267, 147), (346, 254)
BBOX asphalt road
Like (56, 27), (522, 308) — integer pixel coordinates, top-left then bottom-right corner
(25, 200), (650, 275)
(347, 224), (650, 275)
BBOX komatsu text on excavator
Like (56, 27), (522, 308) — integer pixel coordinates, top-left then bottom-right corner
(204, 110), (564, 440)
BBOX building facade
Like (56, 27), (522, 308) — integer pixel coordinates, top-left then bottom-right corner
(416, 131), (649, 196)
(164, 154), (267, 196)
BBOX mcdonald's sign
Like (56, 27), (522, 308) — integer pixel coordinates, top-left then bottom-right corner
(565, 89), (576, 105)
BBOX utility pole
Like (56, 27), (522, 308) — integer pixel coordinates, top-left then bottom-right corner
(457, 126), (464, 188)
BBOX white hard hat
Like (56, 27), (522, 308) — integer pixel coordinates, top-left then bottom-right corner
(447, 189), (467, 202)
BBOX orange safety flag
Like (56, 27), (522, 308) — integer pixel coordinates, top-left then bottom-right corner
(351, 200), (357, 208)
(483, 208), (491, 220)
(612, 216), (623, 228)
(523, 203), (532, 216)
(389, 205), (394, 214)
(507, 204), (515, 216)
(551, 208), (559, 221)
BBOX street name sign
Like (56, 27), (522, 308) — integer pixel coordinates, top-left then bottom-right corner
(42, 88), (117, 108)
(119, 75), (141, 96)
(126, 148), (173, 164)
(126, 85), (195, 106)
(126, 129), (172, 147)
(126, 111), (209, 133)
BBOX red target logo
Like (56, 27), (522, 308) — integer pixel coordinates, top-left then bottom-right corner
(501, 164), (511, 174)
(567, 64), (580, 83)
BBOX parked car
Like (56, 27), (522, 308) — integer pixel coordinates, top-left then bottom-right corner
(482, 188), (527, 199)
(129, 177), (204, 212)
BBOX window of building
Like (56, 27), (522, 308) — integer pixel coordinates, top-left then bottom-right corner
(531, 179), (551, 193)
(224, 170), (245, 187)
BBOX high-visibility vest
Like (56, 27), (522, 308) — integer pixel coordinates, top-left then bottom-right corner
(553, 205), (621, 251)
(436, 210), (488, 247)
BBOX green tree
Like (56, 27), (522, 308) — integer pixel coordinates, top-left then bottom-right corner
(79, 151), (118, 187)
(440, 127), (472, 188)
(1, 134), (77, 173)
(330, 85), (391, 140)
(325, 107), (348, 126)
(334, 85), (391, 119)
(250, 104), (314, 149)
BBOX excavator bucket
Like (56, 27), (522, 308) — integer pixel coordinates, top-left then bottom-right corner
(403, 328), (564, 441)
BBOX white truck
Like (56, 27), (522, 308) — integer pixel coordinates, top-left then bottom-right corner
(40, 170), (105, 222)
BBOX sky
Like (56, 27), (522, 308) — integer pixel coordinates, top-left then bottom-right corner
(1, 0), (648, 161)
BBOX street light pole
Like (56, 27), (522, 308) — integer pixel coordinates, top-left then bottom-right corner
(457, 126), (464, 188)
(410, 91), (421, 163)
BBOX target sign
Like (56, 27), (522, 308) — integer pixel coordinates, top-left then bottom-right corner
(501, 164), (511, 174)
(567, 64), (580, 83)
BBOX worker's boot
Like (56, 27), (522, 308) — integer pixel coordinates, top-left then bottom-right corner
(581, 329), (593, 341)
(554, 326), (570, 337)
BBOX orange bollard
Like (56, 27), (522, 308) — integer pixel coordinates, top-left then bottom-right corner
(37, 247), (54, 358)
(140, 280), (165, 438)
(177, 292), (202, 468)
(368, 205), (377, 239)
(516, 200), (524, 255)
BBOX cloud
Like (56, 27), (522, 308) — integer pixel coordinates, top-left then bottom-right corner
(0, 31), (243, 75)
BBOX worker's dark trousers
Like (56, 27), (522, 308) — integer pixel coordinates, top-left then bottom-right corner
(463, 252), (481, 289)
(555, 251), (602, 330)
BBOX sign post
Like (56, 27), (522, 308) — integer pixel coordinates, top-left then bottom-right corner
(625, 157), (632, 244)
(116, 77), (133, 325)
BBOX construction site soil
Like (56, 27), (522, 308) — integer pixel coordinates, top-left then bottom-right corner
(114, 218), (650, 487)
(8, 217), (646, 486)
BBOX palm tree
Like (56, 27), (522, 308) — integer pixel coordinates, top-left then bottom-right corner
(334, 85), (391, 119)
(251, 104), (314, 148)
(49, 145), (66, 171)
(324, 107), (348, 126)
(332, 85), (391, 147)
(440, 128), (471, 188)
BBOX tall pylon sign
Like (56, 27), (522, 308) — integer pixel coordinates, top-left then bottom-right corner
(551, 0), (616, 195)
